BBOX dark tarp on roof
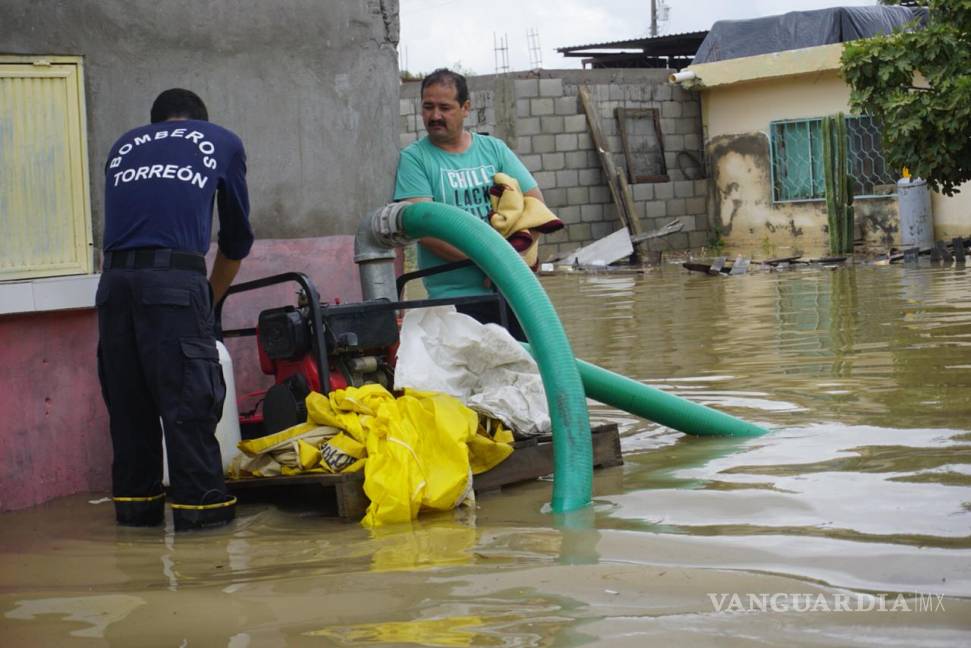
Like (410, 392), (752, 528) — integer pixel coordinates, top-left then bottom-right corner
(692, 5), (928, 65)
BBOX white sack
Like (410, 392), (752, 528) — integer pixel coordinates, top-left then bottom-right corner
(394, 306), (550, 437)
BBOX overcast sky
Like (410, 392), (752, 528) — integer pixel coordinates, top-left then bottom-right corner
(398, 0), (878, 75)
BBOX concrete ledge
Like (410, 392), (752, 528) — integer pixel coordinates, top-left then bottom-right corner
(685, 43), (844, 89)
(0, 274), (100, 315)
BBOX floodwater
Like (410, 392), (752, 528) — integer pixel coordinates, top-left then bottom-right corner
(3, 262), (971, 646)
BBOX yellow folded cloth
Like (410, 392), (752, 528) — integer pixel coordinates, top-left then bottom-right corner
(230, 384), (514, 527)
(488, 172), (564, 268)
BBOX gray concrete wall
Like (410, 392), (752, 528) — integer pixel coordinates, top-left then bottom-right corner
(0, 0), (400, 247)
(401, 69), (709, 260)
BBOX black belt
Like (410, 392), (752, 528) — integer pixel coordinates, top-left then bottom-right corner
(103, 248), (207, 274)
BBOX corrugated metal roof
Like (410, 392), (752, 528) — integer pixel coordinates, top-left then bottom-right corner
(556, 31), (708, 54)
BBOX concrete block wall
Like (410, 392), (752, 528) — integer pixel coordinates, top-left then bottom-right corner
(400, 69), (710, 260)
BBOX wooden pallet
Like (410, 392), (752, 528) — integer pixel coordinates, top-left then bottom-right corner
(227, 423), (623, 520)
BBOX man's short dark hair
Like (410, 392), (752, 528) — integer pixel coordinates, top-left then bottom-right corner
(150, 88), (209, 123)
(420, 68), (469, 105)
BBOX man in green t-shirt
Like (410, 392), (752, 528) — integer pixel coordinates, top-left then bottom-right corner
(393, 68), (545, 341)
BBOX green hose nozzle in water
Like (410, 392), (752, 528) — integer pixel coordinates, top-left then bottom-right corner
(391, 202), (594, 513)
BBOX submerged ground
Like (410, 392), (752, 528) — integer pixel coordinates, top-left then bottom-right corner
(2, 261), (970, 646)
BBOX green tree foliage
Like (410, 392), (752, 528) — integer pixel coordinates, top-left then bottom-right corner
(842, 1), (971, 195)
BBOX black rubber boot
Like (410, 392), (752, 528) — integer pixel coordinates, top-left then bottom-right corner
(114, 494), (165, 527)
(172, 495), (237, 531)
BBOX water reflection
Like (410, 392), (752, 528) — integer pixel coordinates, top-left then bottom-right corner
(553, 506), (601, 566)
(368, 519), (478, 572)
(553, 264), (971, 431)
(549, 263), (971, 593)
(5, 595), (144, 639)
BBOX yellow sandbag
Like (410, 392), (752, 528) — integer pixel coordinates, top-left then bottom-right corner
(305, 392), (365, 443)
(305, 384), (393, 444)
(320, 432), (367, 473)
(362, 398), (425, 526)
(400, 389), (478, 509)
(469, 417), (514, 475)
(331, 383), (392, 415)
(297, 438), (321, 471)
(236, 421), (321, 457)
(229, 423), (338, 478)
(233, 383), (514, 526)
(363, 388), (480, 527)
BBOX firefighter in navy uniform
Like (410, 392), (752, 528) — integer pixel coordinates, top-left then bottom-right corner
(97, 89), (254, 530)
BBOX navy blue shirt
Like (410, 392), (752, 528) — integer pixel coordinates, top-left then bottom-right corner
(103, 119), (254, 260)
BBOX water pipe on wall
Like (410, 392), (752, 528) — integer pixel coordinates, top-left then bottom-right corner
(669, 70), (698, 84)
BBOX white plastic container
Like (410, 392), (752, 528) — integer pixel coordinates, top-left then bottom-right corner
(213, 340), (241, 473)
(163, 340), (241, 484)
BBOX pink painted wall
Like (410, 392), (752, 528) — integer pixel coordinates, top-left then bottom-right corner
(1, 235), (393, 511)
(0, 309), (111, 511)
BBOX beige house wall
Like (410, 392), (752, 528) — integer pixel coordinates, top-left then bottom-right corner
(701, 73), (850, 140)
(686, 44), (970, 256)
(931, 191), (971, 242)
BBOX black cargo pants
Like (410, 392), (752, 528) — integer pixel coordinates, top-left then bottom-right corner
(96, 257), (229, 523)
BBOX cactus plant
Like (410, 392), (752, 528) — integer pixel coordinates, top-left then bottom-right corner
(823, 113), (854, 255)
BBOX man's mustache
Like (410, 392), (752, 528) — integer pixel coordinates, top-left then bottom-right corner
(428, 120), (446, 128)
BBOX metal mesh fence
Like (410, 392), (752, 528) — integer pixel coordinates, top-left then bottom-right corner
(770, 116), (897, 203)
(845, 116), (897, 197)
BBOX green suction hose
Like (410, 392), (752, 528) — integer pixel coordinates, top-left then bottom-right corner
(523, 344), (768, 438)
(398, 202), (593, 512)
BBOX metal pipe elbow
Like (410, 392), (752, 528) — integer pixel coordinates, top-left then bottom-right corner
(354, 202), (413, 263)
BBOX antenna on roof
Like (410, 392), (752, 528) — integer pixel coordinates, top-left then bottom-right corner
(650, 0), (670, 37)
(494, 32), (510, 74)
(527, 28), (543, 70)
